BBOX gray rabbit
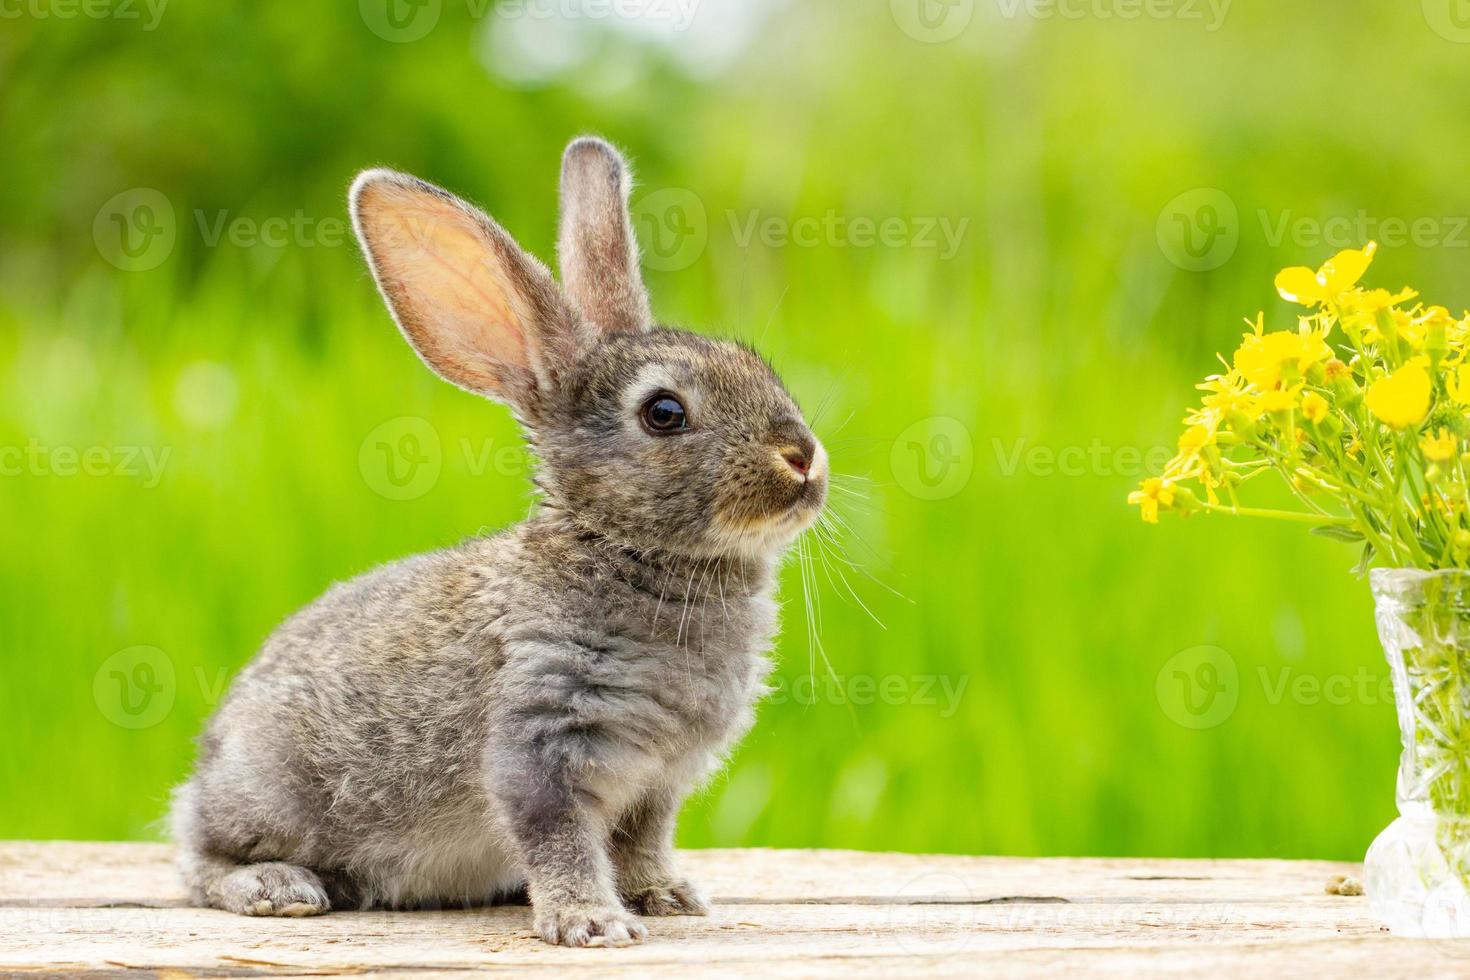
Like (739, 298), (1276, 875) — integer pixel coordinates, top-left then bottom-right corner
(168, 137), (827, 947)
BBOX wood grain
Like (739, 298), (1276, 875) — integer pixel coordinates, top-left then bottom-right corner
(0, 842), (1461, 977)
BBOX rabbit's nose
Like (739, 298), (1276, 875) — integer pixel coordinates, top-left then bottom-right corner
(771, 420), (821, 482)
(782, 447), (811, 477)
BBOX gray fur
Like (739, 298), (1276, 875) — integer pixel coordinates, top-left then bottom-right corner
(558, 136), (652, 336)
(169, 137), (827, 948)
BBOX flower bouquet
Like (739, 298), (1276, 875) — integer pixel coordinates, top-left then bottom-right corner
(1133, 242), (1470, 936)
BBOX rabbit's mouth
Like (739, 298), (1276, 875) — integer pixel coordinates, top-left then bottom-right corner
(710, 475), (826, 558)
(769, 439), (829, 523)
(787, 476), (827, 515)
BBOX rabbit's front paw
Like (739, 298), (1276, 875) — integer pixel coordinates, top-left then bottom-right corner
(624, 879), (710, 917)
(534, 903), (648, 947)
(218, 862), (329, 917)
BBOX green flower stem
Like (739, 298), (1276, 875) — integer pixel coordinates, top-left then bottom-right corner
(1245, 432), (1409, 564)
(1389, 581), (1470, 891)
(1198, 503), (1353, 525)
(1398, 432), (1451, 553)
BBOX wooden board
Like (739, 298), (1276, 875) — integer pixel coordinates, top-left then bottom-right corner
(0, 842), (1463, 977)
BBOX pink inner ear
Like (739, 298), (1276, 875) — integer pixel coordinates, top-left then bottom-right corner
(360, 182), (532, 395)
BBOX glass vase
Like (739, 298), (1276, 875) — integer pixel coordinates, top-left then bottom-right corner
(1366, 567), (1470, 937)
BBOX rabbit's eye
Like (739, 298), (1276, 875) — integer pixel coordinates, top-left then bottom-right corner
(641, 393), (688, 434)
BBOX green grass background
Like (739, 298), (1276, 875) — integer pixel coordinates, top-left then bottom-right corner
(4, 0), (1468, 859)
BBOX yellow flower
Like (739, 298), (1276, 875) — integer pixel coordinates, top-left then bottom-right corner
(1365, 361), (1432, 429)
(1422, 427), (1458, 463)
(1341, 286), (1418, 315)
(1258, 388), (1297, 414)
(1232, 328), (1331, 390)
(1392, 305), (1453, 351)
(1275, 242), (1377, 307)
(1128, 478), (1176, 524)
(1300, 391), (1329, 424)
(1165, 423), (1223, 503)
(1451, 314), (1470, 350)
(1177, 423), (1214, 454)
(1449, 362), (1470, 405)
(1195, 370), (1254, 415)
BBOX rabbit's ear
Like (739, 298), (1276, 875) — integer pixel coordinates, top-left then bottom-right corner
(557, 137), (652, 336)
(350, 169), (578, 414)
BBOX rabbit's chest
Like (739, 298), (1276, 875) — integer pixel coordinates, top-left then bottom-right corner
(600, 639), (770, 808)
(491, 564), (779, 797)
(653, 639), (770, 741)
(653, 590), (777, 734)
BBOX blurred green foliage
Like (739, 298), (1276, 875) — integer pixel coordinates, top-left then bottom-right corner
(5, 0), (1470, 859)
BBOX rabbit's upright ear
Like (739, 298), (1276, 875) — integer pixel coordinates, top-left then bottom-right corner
(557, 137), (652, 336)
(350, 169), (578, 415)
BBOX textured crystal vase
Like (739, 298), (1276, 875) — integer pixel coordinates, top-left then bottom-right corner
(1365, 568), (1470, 937)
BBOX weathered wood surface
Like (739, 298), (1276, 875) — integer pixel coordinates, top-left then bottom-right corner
(0, 842), (1462, 977)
